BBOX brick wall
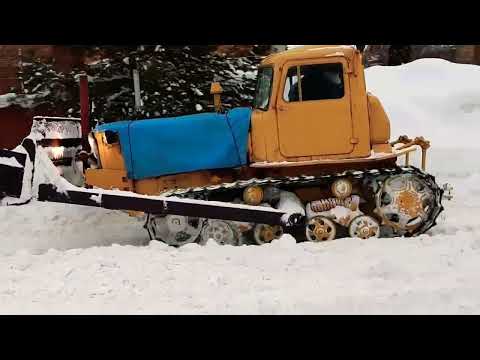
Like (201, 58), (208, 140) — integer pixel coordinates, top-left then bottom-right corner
(0, 106), (33, 150)
(0, 59), (16, 94)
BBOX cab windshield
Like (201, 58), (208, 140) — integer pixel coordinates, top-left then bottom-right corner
(254, 67), (273, 111)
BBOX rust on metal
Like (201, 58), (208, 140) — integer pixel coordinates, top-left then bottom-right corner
(396, 190), (424, 218)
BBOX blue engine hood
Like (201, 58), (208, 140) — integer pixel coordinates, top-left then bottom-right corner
(94, 107), (252, 180)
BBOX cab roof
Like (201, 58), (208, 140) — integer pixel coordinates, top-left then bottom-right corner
(261, 45), (357, 66)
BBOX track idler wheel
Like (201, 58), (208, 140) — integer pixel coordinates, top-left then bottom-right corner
(306, 216), (337, 242)
(348, 215), (380, 239)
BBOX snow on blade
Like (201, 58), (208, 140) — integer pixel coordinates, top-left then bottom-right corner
(0, 157), (22, 168)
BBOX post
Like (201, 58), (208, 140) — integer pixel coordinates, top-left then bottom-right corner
(133, 68), (142, 112)
(421, 149), (427, 171)
(79, 73), (90, 151)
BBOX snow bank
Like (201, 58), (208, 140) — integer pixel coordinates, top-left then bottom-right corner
(0, 201), (478, 315)
(366, 59), (480, 149)
(0, 201), (147, 257)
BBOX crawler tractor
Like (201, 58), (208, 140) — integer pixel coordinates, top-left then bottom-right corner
(1, 45), (445, 246)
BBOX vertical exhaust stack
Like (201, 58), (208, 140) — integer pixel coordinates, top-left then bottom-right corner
(210, 82), (224, 113)
(131, 57), (143, 119)
(79, 73), (91, 152)
(133, 67), (142, 112)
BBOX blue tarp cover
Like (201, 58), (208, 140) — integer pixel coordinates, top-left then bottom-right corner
(95, 108), (252, 180)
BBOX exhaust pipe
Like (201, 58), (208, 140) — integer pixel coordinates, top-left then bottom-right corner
(79, 73), (90, 151)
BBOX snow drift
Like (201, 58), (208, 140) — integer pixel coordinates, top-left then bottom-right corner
(366, 59), (480, 149)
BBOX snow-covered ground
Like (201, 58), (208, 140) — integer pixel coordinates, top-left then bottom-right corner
(1, 59), (480, 314)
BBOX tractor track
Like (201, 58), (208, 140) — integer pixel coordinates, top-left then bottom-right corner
(162, 166), (445, 237)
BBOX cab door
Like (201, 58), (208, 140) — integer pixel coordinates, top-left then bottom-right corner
(276, 58), (354, 158)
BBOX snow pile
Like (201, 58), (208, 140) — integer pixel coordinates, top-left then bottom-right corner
(366, 59), (480, 149)
(0, 202), (146, 256)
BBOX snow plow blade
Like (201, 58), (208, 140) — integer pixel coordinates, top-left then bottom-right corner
(38, 184), (302, 228)
(0, 149), (27, 199)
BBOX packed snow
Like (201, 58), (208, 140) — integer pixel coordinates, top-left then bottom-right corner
(1, 59), (480, 314)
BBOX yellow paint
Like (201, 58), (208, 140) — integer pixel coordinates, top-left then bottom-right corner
(250, 45), (375, 165)
(94, 132), (126, 171)
(210, 82), (223, 112)
(367, 93), (391, 145)
(85, 168), (133, 192)
(134, 171), (233, 196)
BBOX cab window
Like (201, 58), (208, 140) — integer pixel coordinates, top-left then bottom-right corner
(254, 67), (273, 111)
(284, 63), (344, 103)
(283, 67), (300, 102)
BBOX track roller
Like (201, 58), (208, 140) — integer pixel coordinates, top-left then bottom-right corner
(306, 216), (337, 242)
(253, 224), (284, 245)
(145, 214), (203, 246)
(348, 215), (380, 239)
(201, 220), (241, 246)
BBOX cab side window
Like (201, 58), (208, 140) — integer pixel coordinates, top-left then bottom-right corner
(283, 63), (345, 103)
(283, 67), (300, 102)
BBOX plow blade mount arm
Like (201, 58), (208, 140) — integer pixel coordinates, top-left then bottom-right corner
(38, 184), (302, 228)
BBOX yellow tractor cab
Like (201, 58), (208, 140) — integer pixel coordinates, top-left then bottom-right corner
(250, 45), (428, 168)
